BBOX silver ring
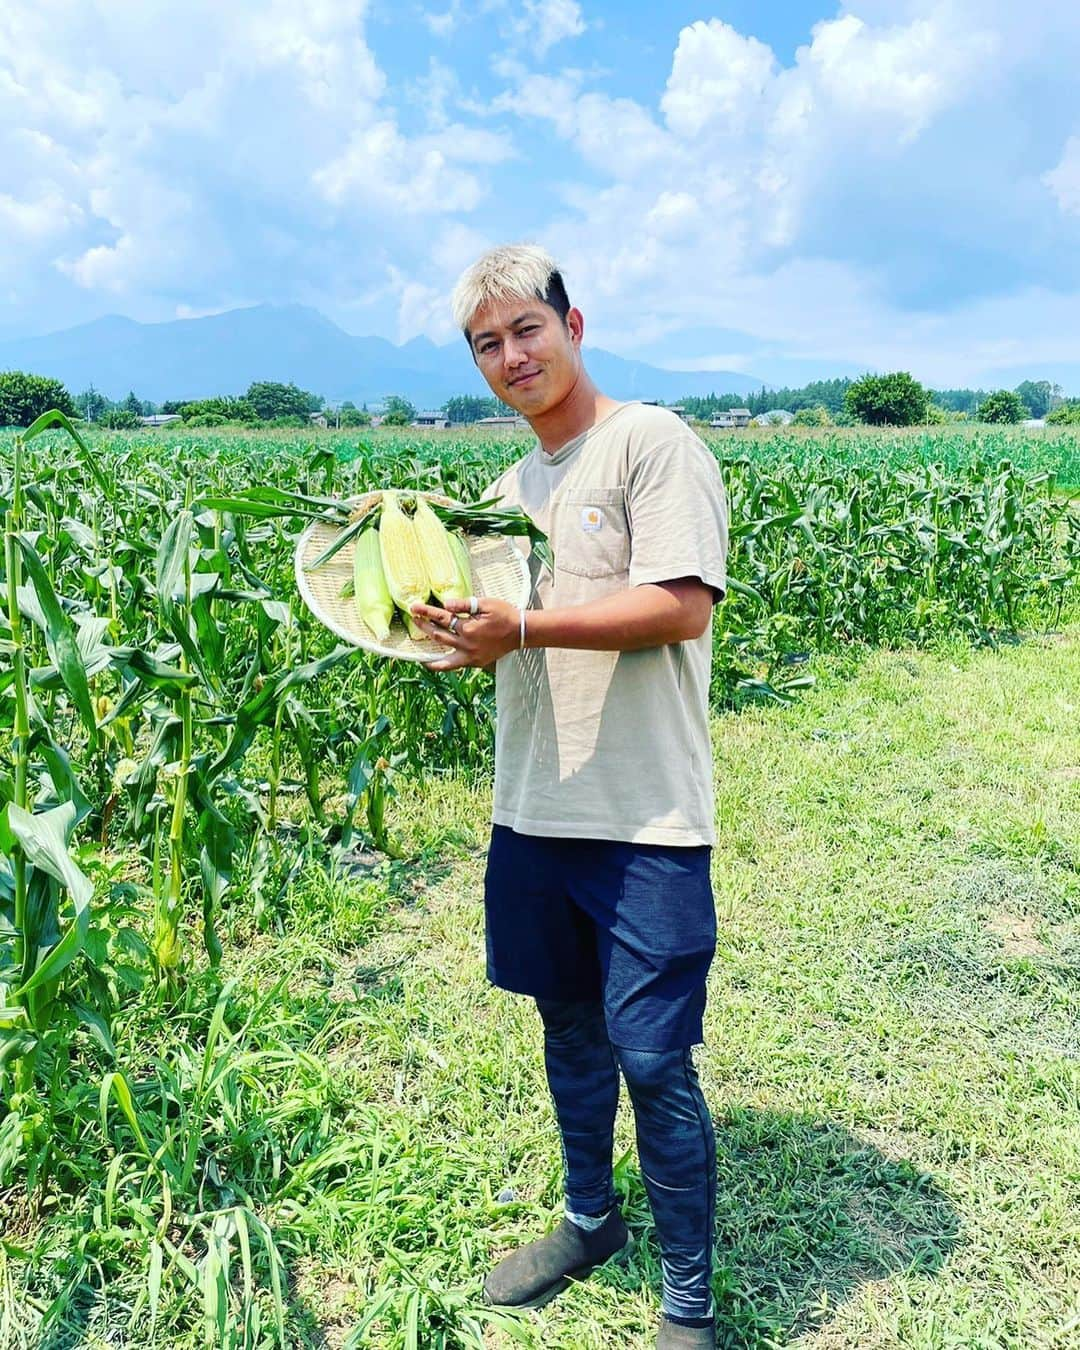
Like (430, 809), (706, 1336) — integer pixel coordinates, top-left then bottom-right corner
(448, 615), (461, 635)
(468, 595), (480, 616)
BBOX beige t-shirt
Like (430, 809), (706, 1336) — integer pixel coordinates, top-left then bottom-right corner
(486, 401), (728, 846)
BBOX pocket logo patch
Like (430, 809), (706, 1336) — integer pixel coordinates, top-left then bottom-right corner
(581, 507), (603, 532)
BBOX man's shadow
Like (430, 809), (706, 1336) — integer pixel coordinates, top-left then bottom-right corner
(604, 1106), (959, 1347)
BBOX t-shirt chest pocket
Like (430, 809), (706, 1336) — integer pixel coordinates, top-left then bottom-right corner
(554, 487), (631, 580)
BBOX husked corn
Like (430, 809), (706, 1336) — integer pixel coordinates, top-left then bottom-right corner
(449, 529), (473, 600)
(379, 491), (429, 639)
(353, 525), (394, 640)
(414, 496), (468, 603)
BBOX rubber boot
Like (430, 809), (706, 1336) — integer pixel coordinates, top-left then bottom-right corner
(482, 1211), (631, 1309)
(656, 1316), (716, 1348)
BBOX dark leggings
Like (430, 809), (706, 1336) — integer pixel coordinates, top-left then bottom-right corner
(536, 997), (716, 1321)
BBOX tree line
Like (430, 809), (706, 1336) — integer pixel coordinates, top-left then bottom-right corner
(0, 369), (1076, 430)
(0, 373), (518, 429)
(680, 376), (1071, 426)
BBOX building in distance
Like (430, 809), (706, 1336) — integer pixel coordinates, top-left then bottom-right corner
(709, 408), (753, 428)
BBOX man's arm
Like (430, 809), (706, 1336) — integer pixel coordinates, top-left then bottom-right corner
(411, 577), (714, 672)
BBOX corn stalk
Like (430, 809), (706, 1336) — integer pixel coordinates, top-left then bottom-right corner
(151, 509), (196, 987)
(1, 411), (104, 1174)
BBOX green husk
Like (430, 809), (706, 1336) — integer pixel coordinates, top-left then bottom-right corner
(302, 490), (552, 574)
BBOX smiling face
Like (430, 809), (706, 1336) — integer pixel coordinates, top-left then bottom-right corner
(467, 295), (585, 418)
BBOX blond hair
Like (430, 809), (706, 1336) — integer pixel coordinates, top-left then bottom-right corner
(451, 243), (569, 337)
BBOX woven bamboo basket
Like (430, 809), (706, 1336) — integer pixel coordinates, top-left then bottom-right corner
(294, 490), (531, 662)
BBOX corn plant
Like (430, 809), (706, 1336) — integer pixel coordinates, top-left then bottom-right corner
(0, 411), (110, 1179)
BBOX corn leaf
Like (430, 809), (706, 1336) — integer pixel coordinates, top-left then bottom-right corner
(192, 485), (347, 520)
(155, 510), (194, 615)
(16, 536), (98, 747)
(22, 408), (109, 494)
(7, 801), (92, 996)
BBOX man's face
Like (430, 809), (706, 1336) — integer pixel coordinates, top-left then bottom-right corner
(467, 296), (583, 416)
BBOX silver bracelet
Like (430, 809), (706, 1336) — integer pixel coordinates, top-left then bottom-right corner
(519, 607), (527, 650)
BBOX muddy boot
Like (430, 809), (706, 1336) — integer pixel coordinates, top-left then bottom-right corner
(483, 1210), (631, 1309)
(656, 1316), (716, 1348)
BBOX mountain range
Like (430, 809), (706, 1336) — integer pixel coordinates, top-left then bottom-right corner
(0, 304), (763, 409)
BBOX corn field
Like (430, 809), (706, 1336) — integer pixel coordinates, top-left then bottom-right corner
(0, 415), (1078, 1345)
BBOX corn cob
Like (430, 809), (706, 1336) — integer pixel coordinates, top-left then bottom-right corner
(379, 490), (430, 639)
(448, 529), (473, 601)
(413, 495), (468, 603)
(353, 525), (394, 640)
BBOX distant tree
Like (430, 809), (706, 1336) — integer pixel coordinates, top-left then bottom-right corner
(680, 379), (854, 420)
(681, 395), (729, 419)
(844, 372), (929, 426)
(1012, 380), (1062, 419)
(383, 394), (416, 423)
(790, 378), (853, 414)
(179, 396), (259, 424)
(0, 371), (76, 427)
(978, 389), (1027, 424)
(100, 408), (140, 430)
(929, 387), (992, 415)
(1046, 400), (1080, 426)
(792, 405), (831, 427)
(338, 408), (371, 427)
(443, 394), (500, 424)
(75, 384), (109, 423)
(245, 381), (321, 420)
(122, 390), (143, 417)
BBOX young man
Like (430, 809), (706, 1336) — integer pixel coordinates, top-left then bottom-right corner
(410, 244), (728, 1349)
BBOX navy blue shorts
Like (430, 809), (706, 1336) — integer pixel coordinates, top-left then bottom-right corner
(484, 826), (716, 1052)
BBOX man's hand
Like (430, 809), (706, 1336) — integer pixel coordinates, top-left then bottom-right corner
(413, 578), (714, 671)
(410, 596), (520, 671)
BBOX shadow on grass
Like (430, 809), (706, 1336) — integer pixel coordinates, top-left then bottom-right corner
(334, 845), (453, 906)
(610, 1105), (959, 1349)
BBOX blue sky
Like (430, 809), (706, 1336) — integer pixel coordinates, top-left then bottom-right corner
(2, 0), (1080, 389)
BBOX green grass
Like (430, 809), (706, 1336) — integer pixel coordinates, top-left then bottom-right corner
(5, 631), (1078, 1348)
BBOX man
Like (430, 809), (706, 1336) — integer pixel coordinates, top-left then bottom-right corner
(410, 244), (728, 1349)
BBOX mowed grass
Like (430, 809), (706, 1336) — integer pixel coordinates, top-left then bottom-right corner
(359, 635), (1080, 1350)
(5, 632), (1079, 1349)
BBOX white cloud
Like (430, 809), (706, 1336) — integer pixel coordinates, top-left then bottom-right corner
(423, 125), (515, 165)
(480, 2), (1073, 385)
(661, 21), (776, 139)
(313, 121), (513, 213)
(607, 257), (1080, 388)
(423, 1), (461, 38)
(0, 187), (83, 238)
(509, 0), (585, 58)
(56, 175), (210, 295)
(3, 0), (1080, 386)
(1044, 135), (1080, 215)
(430, 222), (494, 276)
(490, 66), (586, 137)
(645, 191), (702, 240)
(408, 59), (460, 130)
(494, 5), (999, 299)
(0, 0), (518, 322)
(793, 13), (996, 143)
